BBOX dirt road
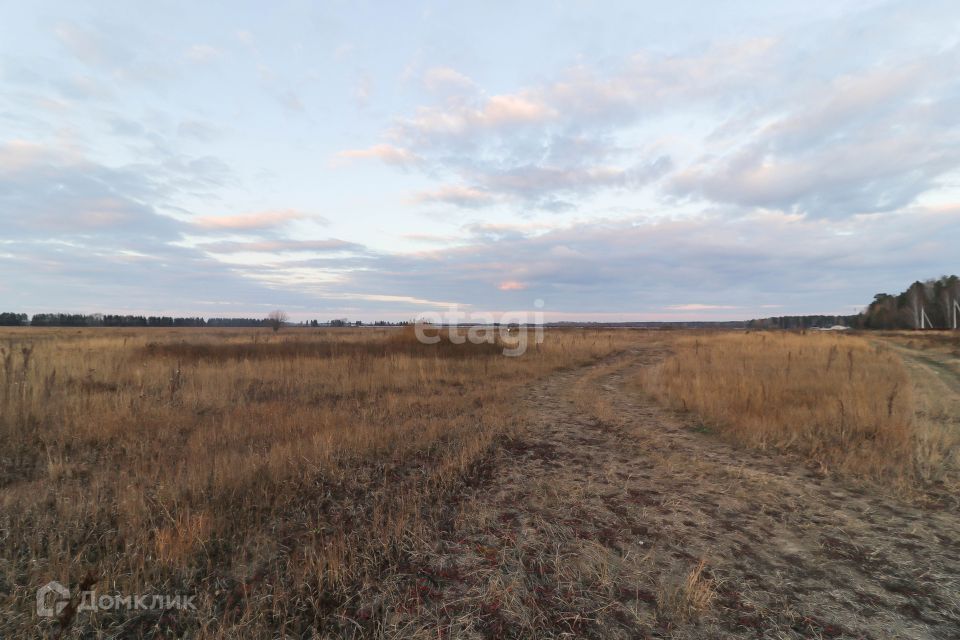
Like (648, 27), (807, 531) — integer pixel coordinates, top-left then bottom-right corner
(394, 346), (960, 638)
(881, 339), (960, 396)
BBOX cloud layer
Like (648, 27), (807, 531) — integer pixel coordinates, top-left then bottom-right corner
(3, 1), (960, 320)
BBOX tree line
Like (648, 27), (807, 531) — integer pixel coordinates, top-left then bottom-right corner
(749, 275), (960, 330)
(861, 275), (960, 329)
(0, 313), (409, 328)
(0, 314), (257, 327)
(747, 314), (860, 330)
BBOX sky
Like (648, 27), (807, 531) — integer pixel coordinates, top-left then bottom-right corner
(2, 0), (959, 322)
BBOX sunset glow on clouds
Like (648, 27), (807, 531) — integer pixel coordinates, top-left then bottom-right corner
(191, 210), (311, 231)
(2, 1), (959, 320)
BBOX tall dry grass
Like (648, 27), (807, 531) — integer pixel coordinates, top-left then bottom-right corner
(876, 331), (960, 485)
(0, 326), (636, 637)
(638, 331), (949, 484)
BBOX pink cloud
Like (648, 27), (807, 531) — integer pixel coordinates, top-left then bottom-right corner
(335, 144), (420, 166)
(482, 94), (554, 125)
(498, 280), (527, 291)
(0, 140), (80, 171)
(192, 209), (311, 231)
(665, 304), (739, 311)
(404, 92), (555, 137)
(409, 185), (495, 207)
(199, 239), (361, 253)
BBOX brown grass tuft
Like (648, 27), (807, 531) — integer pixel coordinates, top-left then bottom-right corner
(656, 559), (716, 623)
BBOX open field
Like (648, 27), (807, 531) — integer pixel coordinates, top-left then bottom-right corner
(2, 328), (959, 638)
(638, 331), (960, 491)
(0, 327), (638, 638)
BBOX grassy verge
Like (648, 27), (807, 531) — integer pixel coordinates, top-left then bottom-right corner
(637, 331), (958, 488)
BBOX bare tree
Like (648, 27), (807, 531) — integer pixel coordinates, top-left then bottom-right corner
(267, 310), (289, 332)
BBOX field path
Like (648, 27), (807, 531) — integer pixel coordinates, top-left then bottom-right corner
(406, 345), (960, 639)
(880, 339), (960, 395)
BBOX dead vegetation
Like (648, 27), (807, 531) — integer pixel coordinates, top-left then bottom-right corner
(138, 324), (511, 362)
(3, 327), (959, 638)
(393, 342), (960, 638)
(656, 560), (716, 624)
(875, 332), (960, 489)
(0, 326), (636, 638)
(638, 331), (960, 489)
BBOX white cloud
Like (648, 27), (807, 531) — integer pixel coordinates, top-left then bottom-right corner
(670, 52), (960, 216)
(184, 44), (222, 63)
(422, 67), (475, 93)
(53, 22), (109, 66)
(341, 293), (463, 307)
(337, 20), (960, 219)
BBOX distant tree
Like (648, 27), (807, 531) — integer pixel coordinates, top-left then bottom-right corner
(207, 317), (265, 327)
(0, 312), (27, 326)
(267, 310), (289, 332)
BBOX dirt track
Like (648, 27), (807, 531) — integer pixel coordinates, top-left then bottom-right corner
(396, 346), (960, 639)
(882, 339), (960, 396)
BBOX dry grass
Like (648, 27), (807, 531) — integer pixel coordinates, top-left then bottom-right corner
(656, 559), (716, 623)
(0, 325), (637, 638)
(5, 326), (958, 637)
(874, 331), (960, 487)
(878, 330), (960, 359)
(638, 331), (958, 486)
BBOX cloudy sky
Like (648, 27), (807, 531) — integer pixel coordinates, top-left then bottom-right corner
(2, 1), (959, 321)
